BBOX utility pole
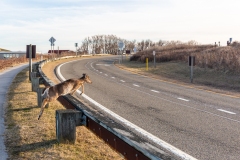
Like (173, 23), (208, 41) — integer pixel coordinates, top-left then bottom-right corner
(29, 44), (32, 81)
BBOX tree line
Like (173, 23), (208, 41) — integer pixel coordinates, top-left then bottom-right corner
(77, 34), (181, 54)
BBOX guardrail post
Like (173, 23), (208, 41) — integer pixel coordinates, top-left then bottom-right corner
(32, 63), (39, 72)
(37, 87), (49, 108)
(39, 77), (45, 85)
(56, 109), (82, 144)
(30, 72), (37, 80)
(32, 78), (39, 92)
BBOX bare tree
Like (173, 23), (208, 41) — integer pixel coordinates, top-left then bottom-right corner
(80, 35), (169, 54)
(156, 40), (165, 46)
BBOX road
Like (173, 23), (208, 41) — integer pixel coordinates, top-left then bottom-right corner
(59, 56), (240, 160)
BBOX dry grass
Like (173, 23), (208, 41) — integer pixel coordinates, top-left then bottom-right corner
(116, 59), (240, 97)
(131, 42), (240, 73)
(4, 56), (124, 160)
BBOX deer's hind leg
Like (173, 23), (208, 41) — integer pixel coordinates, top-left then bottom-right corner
(38, 98), (49, 120)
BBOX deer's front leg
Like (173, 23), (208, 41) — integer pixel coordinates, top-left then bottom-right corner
(80, 84), (84, 95)
(70, 89), (77, 95)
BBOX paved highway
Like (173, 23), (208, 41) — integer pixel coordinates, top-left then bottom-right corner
(59, 56), (240, 160)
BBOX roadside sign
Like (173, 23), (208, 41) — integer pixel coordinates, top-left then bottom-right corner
(49, 37), (56, 44)
(134, 47), (137, 53)
(118, 41), (124, 50)
(188, 56), (195, 66)
(75, 43), (78, 47)
(153, 51), (156, 56)
(26, 45), (36, 58)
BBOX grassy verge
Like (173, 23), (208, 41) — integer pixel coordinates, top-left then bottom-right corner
(116, 58), (240, 97)
(5, 57), (123, 160)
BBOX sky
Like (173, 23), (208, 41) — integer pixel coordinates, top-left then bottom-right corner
(0, 0), (239, 53)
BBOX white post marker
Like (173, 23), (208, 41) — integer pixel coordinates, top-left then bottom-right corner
(153, 51), (156, 68)
(118, 41), (125, 63)
(75, 43), (78, 56)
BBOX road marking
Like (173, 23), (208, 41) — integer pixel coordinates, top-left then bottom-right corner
(100, 72), (102, 73)
(111, 77), (115, 79)
(133, 84), (140, 87)
(96, 64), (110, 66)
(177, 98), (189, 102)
(217, 109), (236, 115)
(151, 90), (160, 93)
(105, 74), (108, 76)
(120, 80), (125, 82)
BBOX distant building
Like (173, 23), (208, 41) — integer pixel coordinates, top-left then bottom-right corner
(48, 50), (74, 54)
(0, 48), (10, 52)
(0, 51), (26, 59)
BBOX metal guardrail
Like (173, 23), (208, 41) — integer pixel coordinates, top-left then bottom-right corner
(36, 57), (170, 160)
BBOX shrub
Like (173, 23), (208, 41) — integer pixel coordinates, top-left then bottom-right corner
(130, 42), (240, 72)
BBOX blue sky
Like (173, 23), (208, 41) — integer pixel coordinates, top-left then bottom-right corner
(0, 0), (239, 53)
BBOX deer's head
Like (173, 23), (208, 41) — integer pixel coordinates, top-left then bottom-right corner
(82, 73), (92, 84)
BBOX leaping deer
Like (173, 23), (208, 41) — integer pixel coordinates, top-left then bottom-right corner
(38, 73), (92, 120)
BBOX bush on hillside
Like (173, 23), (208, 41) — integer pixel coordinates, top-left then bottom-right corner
(130, 41), (240, 72)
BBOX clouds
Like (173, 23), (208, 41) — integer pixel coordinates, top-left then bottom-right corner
(0, 0), (239, 52)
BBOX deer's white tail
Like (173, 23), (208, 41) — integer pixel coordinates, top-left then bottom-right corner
(42, 88), (49, 98)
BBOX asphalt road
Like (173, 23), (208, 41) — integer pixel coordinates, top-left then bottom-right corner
(59, 56), (240, 160)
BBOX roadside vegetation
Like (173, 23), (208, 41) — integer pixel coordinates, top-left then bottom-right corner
(117, 41), (240, 96)
(0, 52), (76, 72)
(130, 41), (240, 72)
(4, 57), (123, 160)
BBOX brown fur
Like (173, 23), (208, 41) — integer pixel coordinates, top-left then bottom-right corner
(38, 73), (92, 120)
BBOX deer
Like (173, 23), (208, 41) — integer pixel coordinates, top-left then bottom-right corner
(38, 73), (92, 120)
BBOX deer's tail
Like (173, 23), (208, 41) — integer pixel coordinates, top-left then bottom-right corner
(41, 87), (49, 98)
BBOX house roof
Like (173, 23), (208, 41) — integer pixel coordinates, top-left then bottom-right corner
(48, 50), (71, 54)
(0, 48), (10, 52)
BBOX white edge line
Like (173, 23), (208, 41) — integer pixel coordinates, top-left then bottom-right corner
(57, 61), (197, 160)
(151, 90), (160, 93)
(217, 109), (236, 115)
(177, 98), (189, 102)
(133, 84), (140, 87)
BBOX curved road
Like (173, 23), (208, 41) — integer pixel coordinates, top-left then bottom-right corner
(59, 56), (240, 160)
